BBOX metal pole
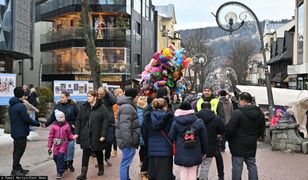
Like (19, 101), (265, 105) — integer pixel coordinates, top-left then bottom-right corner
(214, 1), (275, 119)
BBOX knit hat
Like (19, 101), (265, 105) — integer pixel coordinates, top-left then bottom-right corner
(156, 87), (168, 98)
(55, 109), (65, 122)
(276, 109), (283, 114)
(125, 88), (139, 99)
(203, 85), (213, 92)
(179, 101), (192, 110)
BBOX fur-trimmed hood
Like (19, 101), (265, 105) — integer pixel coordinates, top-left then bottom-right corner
(174, 109), (195, 117)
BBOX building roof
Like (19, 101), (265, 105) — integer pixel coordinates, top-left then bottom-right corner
(155, 4), (176, 23)
(263, 20), (285, 35)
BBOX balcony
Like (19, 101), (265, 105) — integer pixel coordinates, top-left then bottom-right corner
(40, 0), (128, 20)
(42, 63), (131, 75)
(40, 28), (131, 51)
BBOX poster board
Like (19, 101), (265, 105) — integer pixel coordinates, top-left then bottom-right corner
(0, 73), (16, 105)
(54, 80), (94, 102)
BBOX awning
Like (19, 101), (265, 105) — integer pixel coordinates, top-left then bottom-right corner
(267, 51), (289, 65)
(271, 72), (288, 82)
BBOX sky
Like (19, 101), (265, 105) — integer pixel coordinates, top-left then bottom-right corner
(152, 0), (295, 30)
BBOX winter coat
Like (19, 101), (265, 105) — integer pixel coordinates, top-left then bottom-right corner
(271, 115), (281, 126)
(226, 105), (265, 158)
(143, 109), (174, 157)
(48, 121), (74, 155)
(28, 91), (38, 107)
(196, 109), (225, 157)
(45, 99), (79, 133)
(168, 109), (207, 167)
(219, 96), (234, 124)
(137, 107), (146, 146)
(23, 99), (38, 117)
(75, 101), (109, 150)
(195, 95), (226, 123)
(9, 97), (40, 140)
(100, 92), (117, 126)
(115, 96), (140, 150)
(171, 101), (181, 111)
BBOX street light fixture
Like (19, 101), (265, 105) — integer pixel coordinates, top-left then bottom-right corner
(192, 54), (208, 91)
(213, 1), (275, 119)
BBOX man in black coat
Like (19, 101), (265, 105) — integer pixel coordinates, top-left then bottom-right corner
(98, 87), (117, 166)
(196, 102), (225, 180)
(226, 92), (265, 180)
(9, 87), (41, 176)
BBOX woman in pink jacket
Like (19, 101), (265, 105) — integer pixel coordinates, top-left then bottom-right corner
(48, 110), (74, 179)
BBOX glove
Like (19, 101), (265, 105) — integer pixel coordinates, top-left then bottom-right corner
(48, 149), (52, 156)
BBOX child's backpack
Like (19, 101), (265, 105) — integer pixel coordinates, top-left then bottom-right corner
(182, 119), (198, 148)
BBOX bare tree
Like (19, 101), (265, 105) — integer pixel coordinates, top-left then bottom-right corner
(181, 29), (215, 92)
(81, 0), (101, 90)
(228, 39), (257, 85)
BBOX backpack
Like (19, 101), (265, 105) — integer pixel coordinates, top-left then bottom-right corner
(182, 119), (198, 148)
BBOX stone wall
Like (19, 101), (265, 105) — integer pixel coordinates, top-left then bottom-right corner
(271, 123), (305, 153)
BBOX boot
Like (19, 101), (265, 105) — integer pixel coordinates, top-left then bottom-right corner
(76, 167), (88, 180)
(64, 161), (68, 171)
(140, 171), (148, 180)
(68, 160), (75, 172)
(111, 150), (117, 157)
(97, 165), (104, 176)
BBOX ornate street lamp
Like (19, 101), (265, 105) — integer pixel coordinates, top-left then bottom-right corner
(213, 1), (275, 118)
(192, 54), (208, 91)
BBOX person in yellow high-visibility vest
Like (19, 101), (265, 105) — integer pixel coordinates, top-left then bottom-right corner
(193, 86), (225, 180)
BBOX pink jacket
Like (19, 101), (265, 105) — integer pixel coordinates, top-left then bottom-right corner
(48, 122), (74, 155)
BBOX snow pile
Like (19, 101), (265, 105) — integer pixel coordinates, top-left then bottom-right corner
(0, 128), (13, 144)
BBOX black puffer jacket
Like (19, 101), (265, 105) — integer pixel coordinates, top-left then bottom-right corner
(75, 101), (109, 150)
(100, 92), (117, 126)
(226, 105), (265, 157)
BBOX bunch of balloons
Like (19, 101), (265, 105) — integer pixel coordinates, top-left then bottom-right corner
(139, 44), (192, 96)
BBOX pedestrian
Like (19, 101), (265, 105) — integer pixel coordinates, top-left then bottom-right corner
(97, 87), (117, 167)
(44, 91), (78, 172)
(194, 86), (225, 178)
(28, 88), (39, 120)
(9, 87), (41, 176)
(196, 102), (225, 180)
(22, 92), (39, 131)
(226, 92), (265, 180)
(136, 96), (149, 180)
(271, 109), (283, 126)
(116, 88), (140, 180)
(74, 90), (109, 179)
(111, 88), (124, 157)
(171, 94), (181, 110)
(48, 110), (74, 179)
(143, 98), (174, 180)
(218, 89), (233, 152)
(168, 102), (207, 180)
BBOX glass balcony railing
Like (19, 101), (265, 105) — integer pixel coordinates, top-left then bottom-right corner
(40, 0), (127, 15)
(40, 27), (131, 44)
(42, 63), (131, 75)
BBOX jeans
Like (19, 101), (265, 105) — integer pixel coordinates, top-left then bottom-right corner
(82, 148), (104, 167)
(232, 156), (258, 180)
(54, 153), (65, 174)
(12, 137), (27, 170)
(199, 157), (213, 180)
(65, 140), (75, 161)
(120, 148), (136, 180)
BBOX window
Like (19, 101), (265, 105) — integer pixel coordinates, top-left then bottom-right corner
(136, 54), (141, 66)
(136, 22), (141, 35)
(297, 3), (304, 64)
(134, 0), (141, 14)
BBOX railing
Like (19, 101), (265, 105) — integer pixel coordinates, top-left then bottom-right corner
(41, 27), (131, 44)
(40, 0), (127, 14)
(42, 63), (131, 75)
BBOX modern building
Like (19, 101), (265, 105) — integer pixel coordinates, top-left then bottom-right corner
(288, 0), (308, 90)
(0, 0), (34, 86)
(155, 4), (181, 51)
(35, 0), (156, 87)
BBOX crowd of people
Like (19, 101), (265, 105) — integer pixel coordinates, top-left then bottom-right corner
(9, 84), (266, 180)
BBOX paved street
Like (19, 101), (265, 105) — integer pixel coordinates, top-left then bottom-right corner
(1, 127), (308, 180)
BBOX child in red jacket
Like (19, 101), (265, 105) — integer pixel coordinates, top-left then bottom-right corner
(271, 109), (283, 126)
(48, 110), (74, 179)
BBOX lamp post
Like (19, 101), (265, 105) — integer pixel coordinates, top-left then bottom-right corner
(213, 1), (275, 119)
(192, 54), (208, 92)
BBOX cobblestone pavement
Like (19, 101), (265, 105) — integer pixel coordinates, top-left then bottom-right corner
(1, 127), (308, 180)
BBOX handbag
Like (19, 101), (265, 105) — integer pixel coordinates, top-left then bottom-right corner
(160, 130), (176, 155)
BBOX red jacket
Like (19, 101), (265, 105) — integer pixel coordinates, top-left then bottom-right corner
(271, 116), (281, 126)
(48, 121), (74, 155)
